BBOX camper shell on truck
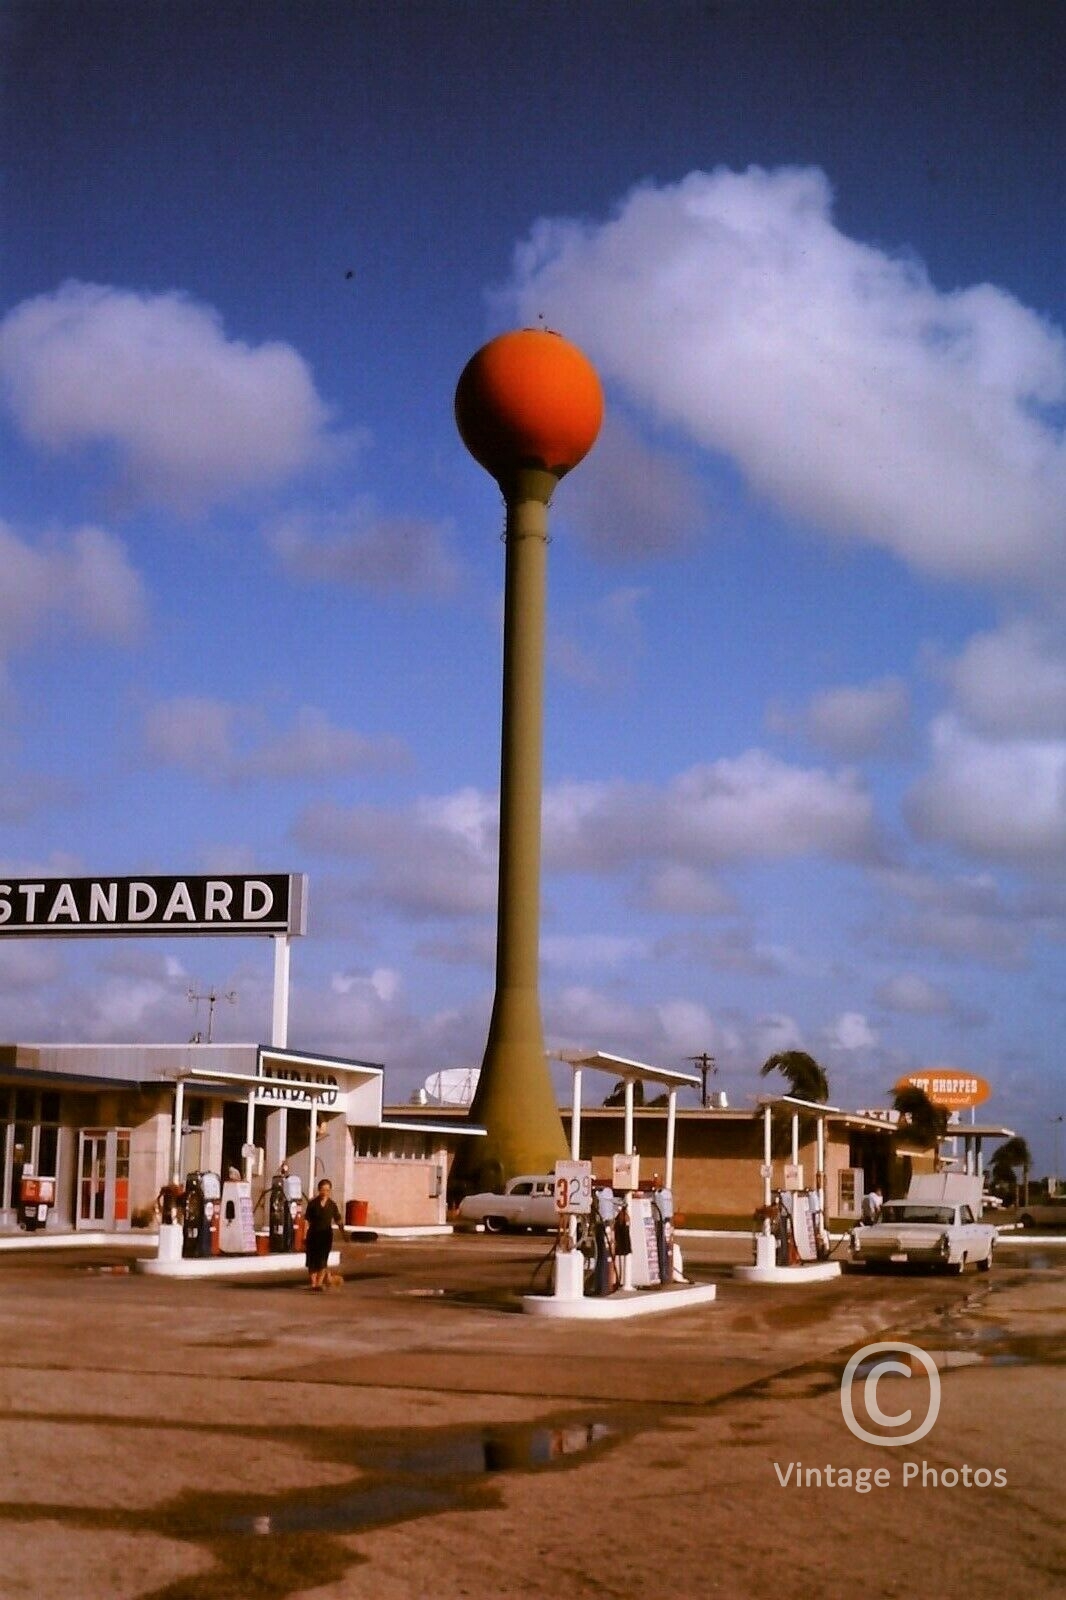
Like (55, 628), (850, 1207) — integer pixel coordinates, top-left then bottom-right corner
(850, 1173), (996, 1274)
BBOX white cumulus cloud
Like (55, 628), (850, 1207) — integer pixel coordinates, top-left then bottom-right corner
(824, 1011), (878, 1052)
(506, 165), (1066, 587)
(142, 697), (405, 783)
(873, 973), (956, 1017)
(770, 676), (910, 758)
(271, 501), (460, 596)
(0, 519), (147, 648)
(944, 619), (1066, 738)
(555, 410), (708, 561)
(295, 749), (879, 920)
(0, 281), (332, 512)
(906, 715), (1066, 864)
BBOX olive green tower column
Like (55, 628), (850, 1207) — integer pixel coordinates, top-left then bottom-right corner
(453, 329), (604, 1190)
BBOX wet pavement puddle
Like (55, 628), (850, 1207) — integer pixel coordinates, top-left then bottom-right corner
(231, 1420), (616, 1537)
(0, 1413), (628, 1600)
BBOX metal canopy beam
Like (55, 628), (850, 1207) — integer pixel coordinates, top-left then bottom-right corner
(556, 1050), (701, 1090)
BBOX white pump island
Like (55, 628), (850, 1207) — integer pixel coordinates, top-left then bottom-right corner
(521, 1052), (718, 1320)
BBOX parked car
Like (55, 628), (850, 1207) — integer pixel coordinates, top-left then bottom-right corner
(455, 1174), (559, 1233)
(850, 1197), (996, 1273)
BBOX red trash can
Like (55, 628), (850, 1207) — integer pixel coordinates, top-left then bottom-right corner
(346, 1199), (370, 1227)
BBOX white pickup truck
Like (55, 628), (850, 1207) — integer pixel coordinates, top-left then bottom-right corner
(455, 1174), (558, 1233)
(849, 1173), (996, 1273)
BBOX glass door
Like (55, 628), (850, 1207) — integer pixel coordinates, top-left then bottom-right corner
(77, 1130), (108, 1227)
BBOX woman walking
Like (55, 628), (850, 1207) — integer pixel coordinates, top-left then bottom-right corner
(304, 1177), (342, 1290)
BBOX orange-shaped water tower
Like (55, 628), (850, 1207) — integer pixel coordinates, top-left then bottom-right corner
(453, 330), (603, 1191)
(455, 327), (603, 492)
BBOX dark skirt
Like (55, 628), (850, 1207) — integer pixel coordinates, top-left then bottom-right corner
(305, 1229), (333, 1273)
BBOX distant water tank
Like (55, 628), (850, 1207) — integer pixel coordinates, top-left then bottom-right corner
(708, 1090), (729, 1109)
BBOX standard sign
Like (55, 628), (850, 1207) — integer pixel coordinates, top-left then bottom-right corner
(0, 875), (307, 937)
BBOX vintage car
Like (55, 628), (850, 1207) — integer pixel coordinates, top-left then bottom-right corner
(850, 1196), (996, 1273)
(455, 1174), (559, 1233)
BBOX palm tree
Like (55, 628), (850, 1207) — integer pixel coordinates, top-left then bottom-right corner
(991, 1135), (1031, 1207)
(759, 1050), (830, 1104)
(602, 1077), (644, 1108)
(891, 1085), (949, 1152)
(759, 1051), (829, 1161)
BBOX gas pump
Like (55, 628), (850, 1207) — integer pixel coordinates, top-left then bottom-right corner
(588, 1187), (618, 1297)
(753, 1197), (791, 1266)
(753, 1188), (825, 1267)
(17, 1170), (55, 1232)
(651, 1186), (678, 1284)
(268, 1170), (303, 1253)
(181, 1171), (221, 1258)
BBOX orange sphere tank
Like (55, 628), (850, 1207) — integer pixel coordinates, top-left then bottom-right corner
(455, 328), (603, 488)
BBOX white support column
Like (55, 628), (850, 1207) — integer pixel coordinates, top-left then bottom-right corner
(665, 1088), (677, 1193)
(570, 1067), (583, 1160)
(763, 1104), (773, 1209)
(244, 1088), (256, 1184)
(790, 1110), (799, 1169)
(272, 935), (291, 1049)
(623, 1078), (635, 1157)
(816, 1113), (826, 1225)
(308, 1092), (318, 1192)
(171, 1079), (185, 1185)
(754, 1101), (775, 1270)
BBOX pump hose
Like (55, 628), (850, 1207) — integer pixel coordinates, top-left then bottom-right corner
(527, 1232), (564, 1293)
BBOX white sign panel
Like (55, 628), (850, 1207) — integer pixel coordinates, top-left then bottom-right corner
(553, 1160), (593, 1215)
(612, 1152), (640, 1192)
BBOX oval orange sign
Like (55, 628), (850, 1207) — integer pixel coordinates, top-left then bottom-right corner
(894, 1070), (991, 1111)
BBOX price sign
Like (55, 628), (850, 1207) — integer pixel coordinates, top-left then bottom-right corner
(553, 1160), (593, 1215)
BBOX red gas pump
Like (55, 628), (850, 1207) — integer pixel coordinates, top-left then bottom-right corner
(18, 1174), (56, 1232)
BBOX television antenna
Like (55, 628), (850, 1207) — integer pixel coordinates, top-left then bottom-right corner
(187, 986), (237, 1043)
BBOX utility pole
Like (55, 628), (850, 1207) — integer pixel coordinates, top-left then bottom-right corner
(187, 987), (237, 1044)
(687, 1052), (717, 1108)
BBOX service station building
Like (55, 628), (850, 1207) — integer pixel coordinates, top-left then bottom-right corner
(0, 873), (1004, 1237)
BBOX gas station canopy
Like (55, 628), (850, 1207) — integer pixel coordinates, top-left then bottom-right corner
(556, 1051), (701, 1091)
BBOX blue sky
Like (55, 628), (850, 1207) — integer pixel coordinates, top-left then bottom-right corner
(1, 2), (1063, 1170)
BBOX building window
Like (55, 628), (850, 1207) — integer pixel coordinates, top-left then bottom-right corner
(2, 1087), (64, 1209)
(352, 1130), (430, 1160)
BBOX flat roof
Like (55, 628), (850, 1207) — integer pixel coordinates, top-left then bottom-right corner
(943, 1124), (1017, 1139)
(388, 1101), (898, 1134)
(379, 1118), (487, 1139)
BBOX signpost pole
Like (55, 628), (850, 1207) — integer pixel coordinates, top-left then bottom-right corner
(272, 935), (290, 1048)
